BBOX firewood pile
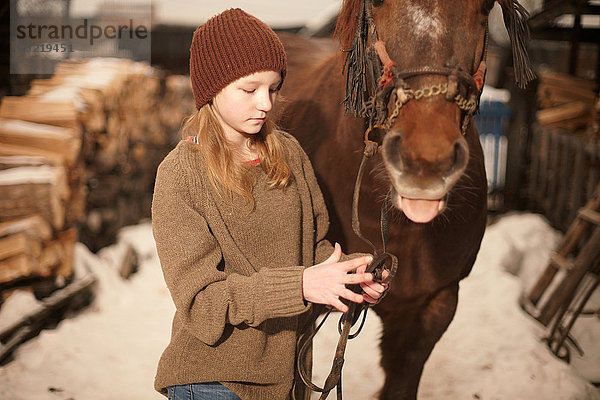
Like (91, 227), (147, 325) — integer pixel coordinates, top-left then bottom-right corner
(0, 58), (194, 293)
(536, 70), (598, 137)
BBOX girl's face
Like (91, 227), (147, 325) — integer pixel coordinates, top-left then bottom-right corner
(211, 70), (281, 143)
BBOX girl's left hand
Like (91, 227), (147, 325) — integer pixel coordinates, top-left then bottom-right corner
(356, 265), (389, 304)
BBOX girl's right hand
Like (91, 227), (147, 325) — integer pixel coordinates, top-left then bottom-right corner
(302, 243), (374, 313)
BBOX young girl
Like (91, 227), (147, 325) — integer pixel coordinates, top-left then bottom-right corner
(151, 8), (387, 400)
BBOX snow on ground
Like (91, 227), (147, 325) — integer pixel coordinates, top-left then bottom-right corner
(0, 224), (173, 400)
(0, 213), (599, 400)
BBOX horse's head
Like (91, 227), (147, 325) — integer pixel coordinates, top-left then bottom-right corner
(336, 0), (534, 223)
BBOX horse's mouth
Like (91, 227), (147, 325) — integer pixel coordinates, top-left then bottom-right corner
(392, 194), (446, 224)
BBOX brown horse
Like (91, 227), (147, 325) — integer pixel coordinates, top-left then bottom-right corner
(277, 1), (534, 399)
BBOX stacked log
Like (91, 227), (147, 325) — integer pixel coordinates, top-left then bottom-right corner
(536, 70), (597, 133)
(0, 58), (194, 291)
(159, 75), (196, 133)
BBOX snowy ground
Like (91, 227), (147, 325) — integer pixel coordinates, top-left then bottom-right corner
(0, 213), (599, 400)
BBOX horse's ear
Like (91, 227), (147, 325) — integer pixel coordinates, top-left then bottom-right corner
(497, 0), (536, 88)
(334, 0), (363, 50)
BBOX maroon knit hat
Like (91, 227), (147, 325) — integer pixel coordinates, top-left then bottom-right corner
(189, 8), (287, 110)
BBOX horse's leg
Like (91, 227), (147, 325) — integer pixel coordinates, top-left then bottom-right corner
(376, 284), (459, 400)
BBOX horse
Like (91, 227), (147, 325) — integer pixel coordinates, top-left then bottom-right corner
(276, 1), (535, 399)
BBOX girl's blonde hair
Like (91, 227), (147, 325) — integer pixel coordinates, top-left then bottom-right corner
(181, 104), (291, 208)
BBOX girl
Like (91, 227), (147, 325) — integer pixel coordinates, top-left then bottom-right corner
(151, 8), (387, 400)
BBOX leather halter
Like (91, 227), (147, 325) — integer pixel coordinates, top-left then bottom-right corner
(355, 5), (488, 141)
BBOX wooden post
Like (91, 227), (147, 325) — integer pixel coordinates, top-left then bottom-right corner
(526, 183), (600, 317)
(537, 223), (600, 325)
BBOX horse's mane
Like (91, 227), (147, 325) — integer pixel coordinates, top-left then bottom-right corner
(333, 0), (362, 50)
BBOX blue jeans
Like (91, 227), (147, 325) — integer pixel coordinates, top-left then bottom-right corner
(167, 382), (242, 400)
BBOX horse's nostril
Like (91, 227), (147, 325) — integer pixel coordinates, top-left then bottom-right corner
(451, 138), (469, 173)
(453, 142), (462, 164)
(382, 131), (403, 168)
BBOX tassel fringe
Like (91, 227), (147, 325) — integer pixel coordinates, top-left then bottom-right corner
(342, 1), (379, 117)
(501, 0), (536, 88)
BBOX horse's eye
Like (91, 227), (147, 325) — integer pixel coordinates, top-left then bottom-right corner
(372, 0), (385, 7)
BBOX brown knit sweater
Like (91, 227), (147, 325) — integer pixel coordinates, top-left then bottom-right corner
(152, 131), (335, 400)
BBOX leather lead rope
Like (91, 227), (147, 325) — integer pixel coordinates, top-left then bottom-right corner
(351, 138), (398, 284)
(295, 136), (399, 400)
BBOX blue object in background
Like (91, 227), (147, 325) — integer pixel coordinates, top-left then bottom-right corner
(474, 99), (513, 193)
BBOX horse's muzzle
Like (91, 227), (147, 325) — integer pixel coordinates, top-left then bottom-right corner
(381, 129), (469, 222)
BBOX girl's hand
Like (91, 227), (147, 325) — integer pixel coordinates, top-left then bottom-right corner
(302, 243), (374, 313)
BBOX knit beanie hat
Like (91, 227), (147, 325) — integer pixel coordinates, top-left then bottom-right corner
(189, 8), (287, 110)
